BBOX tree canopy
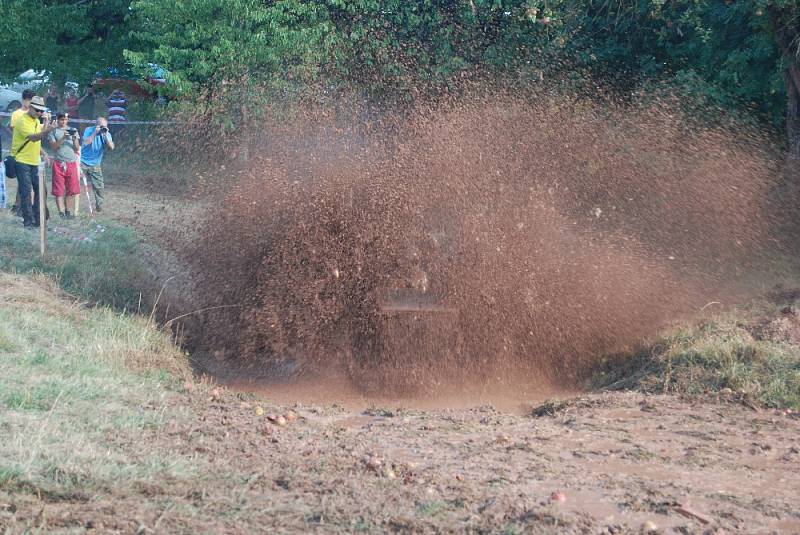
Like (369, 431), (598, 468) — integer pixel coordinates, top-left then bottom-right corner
(3, 0), (799, 150)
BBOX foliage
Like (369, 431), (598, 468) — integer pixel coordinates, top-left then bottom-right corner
(3, 1), (799, 141)
(0, 0), (135, 85)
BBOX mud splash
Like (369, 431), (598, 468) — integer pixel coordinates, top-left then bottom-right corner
(182, 91), (782, 395)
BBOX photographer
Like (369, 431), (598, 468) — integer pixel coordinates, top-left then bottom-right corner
(48, 113), (80, 218)
(77, 83), (96, 120)
(10, 96), (56, 228)
(80, 116), (114, 212)
(8, 89), (35, 214)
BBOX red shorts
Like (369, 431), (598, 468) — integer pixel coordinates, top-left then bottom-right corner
(52, 161), (80, 197)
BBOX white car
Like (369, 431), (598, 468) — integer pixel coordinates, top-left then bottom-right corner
(0, 87), (23, 112)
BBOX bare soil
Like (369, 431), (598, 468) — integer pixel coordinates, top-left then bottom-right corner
(5, 172), (794, 533)
(3, 385), (798, 534)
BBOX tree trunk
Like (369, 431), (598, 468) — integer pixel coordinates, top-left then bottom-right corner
(769, 5), (800, 163)
(786, 68), (800, 163)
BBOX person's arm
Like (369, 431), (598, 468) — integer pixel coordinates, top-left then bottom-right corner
(83, 128), (97, 146)
(104, 131), (115, 151)
(48, 132), (63, 151)
(26, 119), (56, 142)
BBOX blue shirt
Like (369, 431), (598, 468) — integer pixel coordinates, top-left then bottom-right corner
(80, 126), (113, 166)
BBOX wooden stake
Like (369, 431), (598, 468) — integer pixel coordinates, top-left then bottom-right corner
(39, 163), (46, 257)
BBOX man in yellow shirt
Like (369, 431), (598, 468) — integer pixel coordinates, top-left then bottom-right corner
(11, 96), (56, 228)
(8, 89), (34, 214)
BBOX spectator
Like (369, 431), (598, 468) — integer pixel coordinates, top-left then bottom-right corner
(80, 116), (115, 213)
(48, 112), (80, 219)
(107, 90), (128, 134)
(0, 134), (5, 209)
(77, 83), (96, 120)
(8, 89), (35, 215)
(45, 84), (59, 113)
(64, 85), (79, 118)
(11, 96), (56, 228)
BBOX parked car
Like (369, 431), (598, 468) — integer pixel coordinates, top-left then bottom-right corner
(0, 87), (23, 112)
(93, 64), (167, 97)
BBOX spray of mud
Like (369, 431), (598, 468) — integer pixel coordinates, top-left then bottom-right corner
(180, 89), (783, 397)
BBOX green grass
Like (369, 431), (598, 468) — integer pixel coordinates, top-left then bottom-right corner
(0, 207), (153, 311)
(593, 305), (800, 409)
(0, 273), (192, 498)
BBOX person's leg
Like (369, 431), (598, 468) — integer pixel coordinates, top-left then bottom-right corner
(0, 171), (5, 210)
(64, 162), (80, 218)
(30, 164), (41, 225)
(65, 195), (76, 216)
(52, 161), (66, 215)
(14, 163), (34, 226)
(87, 166), (104, 211)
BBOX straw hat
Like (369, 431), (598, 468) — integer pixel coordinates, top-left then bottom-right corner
(29, 96), (47, 111)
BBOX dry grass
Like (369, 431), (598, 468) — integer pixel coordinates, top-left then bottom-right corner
(592, 300), (800, 409)
(0, 273), (192, 501)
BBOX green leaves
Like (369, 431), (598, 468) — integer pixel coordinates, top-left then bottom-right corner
(0, 0), (135, 85)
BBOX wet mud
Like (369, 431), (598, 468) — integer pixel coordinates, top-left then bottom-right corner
(178, 91), (784, 396)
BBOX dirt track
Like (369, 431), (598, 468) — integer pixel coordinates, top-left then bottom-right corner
(4, 384), (799, 534)
(22, 185), (792, 533)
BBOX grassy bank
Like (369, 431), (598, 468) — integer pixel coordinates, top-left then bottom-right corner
(0, 273), (191, 502)
(593, 300), (800, 409)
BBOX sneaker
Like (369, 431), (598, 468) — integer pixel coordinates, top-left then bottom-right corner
(95, 205), (102, 213)
(59, 212), (66, 219)
(65, 211), (75, 220)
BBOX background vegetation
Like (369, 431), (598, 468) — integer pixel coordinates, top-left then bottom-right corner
(2, 1), (800, 154)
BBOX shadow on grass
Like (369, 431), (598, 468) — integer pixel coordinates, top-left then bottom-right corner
(0, 211), (154, 312)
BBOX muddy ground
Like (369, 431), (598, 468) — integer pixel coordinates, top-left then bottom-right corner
(3, 185), (799, 533)
(3, 383), (799, 534)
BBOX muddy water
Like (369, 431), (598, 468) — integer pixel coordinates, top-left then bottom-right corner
(181, 91), (787, 395)
(228, 373), (577, 413)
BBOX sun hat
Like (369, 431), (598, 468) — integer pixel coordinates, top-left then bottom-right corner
(29, 96), (47, 111)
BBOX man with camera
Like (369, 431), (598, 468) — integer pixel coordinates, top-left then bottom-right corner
(80, 116), (115, 212)
(7, 89), (35, 214)
(48, 113), (80, 218)
(10, 96), (56, 228)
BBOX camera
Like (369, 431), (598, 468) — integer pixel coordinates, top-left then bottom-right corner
(99, 126), (109, 134)
(38, 108), (50, 124)
(66, 127), (78, 136)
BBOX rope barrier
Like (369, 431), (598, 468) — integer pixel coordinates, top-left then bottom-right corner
(0, 110), (173, 125)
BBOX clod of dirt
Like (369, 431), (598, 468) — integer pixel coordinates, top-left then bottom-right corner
(750, 312), (800, 344)
(364, 455), (384, 472)
(495, 433), (511, 444)
(549, 491), (567, 504)
(641, 520), (658, 533)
